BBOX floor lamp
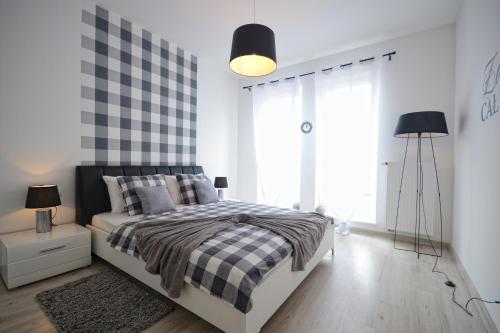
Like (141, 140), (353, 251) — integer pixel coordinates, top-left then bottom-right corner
(393, 111), (448, 258)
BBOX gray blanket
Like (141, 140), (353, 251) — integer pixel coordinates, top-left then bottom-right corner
(134, 212), (330, 298)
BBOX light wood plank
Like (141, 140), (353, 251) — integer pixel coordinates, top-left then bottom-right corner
(0, 232), (491, 333)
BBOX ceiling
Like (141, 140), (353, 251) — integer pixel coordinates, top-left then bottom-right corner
(98, 0), (462, 73)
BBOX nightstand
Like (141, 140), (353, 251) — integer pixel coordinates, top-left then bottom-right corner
(0, 223), (91, 289)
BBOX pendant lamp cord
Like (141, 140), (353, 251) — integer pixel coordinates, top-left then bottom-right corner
(253, 0), (256, 23)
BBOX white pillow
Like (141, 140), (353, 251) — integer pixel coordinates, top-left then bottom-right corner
(163, 175), (183, 205)
(103, 176), (126, 213)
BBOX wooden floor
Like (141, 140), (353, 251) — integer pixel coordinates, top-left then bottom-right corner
(0, 232), (490, 333)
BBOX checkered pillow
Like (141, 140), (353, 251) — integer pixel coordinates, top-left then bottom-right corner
(117, 174), (166, 215)
(176, 173), (208, 205)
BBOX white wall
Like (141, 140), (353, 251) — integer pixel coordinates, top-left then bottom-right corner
(0, 0), (239, 234)
(196, 58), (239, 198)
(237, 25), (456, 241)
(454, 0), (500, 328)
(0, 0), (81, 234)
(236, 90), (257, 203)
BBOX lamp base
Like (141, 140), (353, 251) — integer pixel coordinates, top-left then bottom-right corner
(218, 189), (224, 201)
(393, 134), (444, 259)
(36, 209), (52, 233)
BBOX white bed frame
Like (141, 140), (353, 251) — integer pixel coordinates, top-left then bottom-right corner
(87, 223), (335, 333)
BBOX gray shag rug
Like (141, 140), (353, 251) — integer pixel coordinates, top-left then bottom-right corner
(36, 269), (175, 333)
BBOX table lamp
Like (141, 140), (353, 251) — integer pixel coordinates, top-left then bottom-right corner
(25, 185), (61, 233)
(214, 177), (228, 200)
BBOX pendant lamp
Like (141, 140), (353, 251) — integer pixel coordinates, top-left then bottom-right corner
(229, 1), (277, 77)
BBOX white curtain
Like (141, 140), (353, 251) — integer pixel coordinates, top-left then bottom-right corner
(315, 62), (381, 223)
(252, 81), (301, 207)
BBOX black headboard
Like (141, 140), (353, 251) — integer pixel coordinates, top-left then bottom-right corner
(75, 165), (204, 226)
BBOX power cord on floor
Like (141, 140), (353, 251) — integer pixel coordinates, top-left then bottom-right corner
(415, 167), (500, 317)
(431, 252), (499, 317)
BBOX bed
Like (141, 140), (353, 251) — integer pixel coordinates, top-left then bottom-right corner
(76, 165), (335, 333)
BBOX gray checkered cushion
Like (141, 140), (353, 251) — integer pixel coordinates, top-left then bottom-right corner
(176, 173), (208, 205)
(117, 174), (166, 215)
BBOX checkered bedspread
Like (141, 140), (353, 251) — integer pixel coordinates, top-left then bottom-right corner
(107, 200), (321, 313)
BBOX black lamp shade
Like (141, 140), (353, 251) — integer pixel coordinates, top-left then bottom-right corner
(229, 23), (277, 77)
(25, 185), (61, 209)
(394, 111), (448, 138)
(214, 177), (228, 189)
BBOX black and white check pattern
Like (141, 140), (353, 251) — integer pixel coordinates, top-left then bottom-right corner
(81, 3), (197, 165)
(176, 173), (208, 205)
(108, 200), (296, 255)
(107, 200), (306, 313)
(185, 223), (291, 313)
(116, 174), (166, 215)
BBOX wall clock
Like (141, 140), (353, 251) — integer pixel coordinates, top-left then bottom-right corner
(301, 121), (313, 134)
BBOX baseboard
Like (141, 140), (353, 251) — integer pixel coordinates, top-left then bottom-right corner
(349, 224), (450, 247)
(449, 245), (499, 333)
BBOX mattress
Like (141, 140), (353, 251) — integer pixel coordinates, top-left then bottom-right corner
(91, 212), (139, 233)
(91, 205), (195, 233)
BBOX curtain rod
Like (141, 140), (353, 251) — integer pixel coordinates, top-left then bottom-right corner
(242, 51), (396, 91)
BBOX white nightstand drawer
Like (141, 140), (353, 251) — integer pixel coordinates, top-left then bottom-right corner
(7, 257), (91, 289)
(0, 224), (92, 289)
(4, 226), (90, 264)
(7, 244), (91, 278)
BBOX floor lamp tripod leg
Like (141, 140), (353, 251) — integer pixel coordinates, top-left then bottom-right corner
(430, 136), (444, 257)
(416, 133), (422, 259)
(393, 136), (409, 251)
(414, 143), (418, 254)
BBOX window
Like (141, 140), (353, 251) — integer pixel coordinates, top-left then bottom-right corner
(252, 81), (302, 207)
(315, 64), (381, 223)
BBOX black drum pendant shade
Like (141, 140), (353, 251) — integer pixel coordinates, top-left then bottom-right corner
(229, 23), (277, 77)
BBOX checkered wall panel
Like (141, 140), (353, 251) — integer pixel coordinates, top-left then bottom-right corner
(80, 4), (197, 165)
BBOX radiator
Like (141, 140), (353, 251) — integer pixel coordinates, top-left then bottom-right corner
(385, 161), (439, 236)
